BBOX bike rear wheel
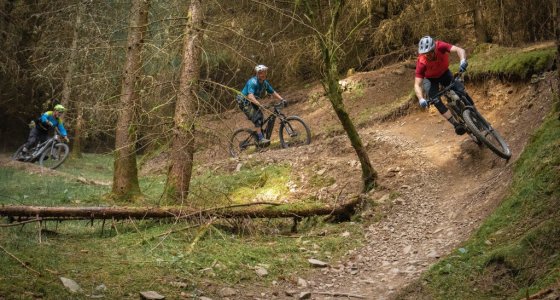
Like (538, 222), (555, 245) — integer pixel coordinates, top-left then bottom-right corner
(39, 143), (69, 169)
(279, 116), (311, 149)
(229, 128), (258, 157)
(462, 109), (511, 159)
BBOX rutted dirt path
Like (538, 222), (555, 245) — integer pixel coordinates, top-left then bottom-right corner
(205, 69), (555, 299)
(1, 55), (555, 299)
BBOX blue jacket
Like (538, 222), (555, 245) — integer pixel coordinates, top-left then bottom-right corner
(241, 76), (275, 99)
(38, 111), (68, 137)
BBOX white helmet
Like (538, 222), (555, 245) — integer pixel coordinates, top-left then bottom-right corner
(418, 36), (435, 54)
(255, 64), (268, 73)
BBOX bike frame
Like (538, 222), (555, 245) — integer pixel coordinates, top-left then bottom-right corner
(260, 103), (287, 139)
(26, 137), (55, 161)
(24, 127), (64, 162)
(429, 73), (489, 129)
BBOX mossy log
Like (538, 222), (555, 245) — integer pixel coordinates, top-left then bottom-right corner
(0, 197), (363, 221)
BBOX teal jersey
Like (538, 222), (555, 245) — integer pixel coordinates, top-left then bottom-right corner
(241, 76), (275, 99)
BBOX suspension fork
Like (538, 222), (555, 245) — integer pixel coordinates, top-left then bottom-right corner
(48, 140), (58, 155)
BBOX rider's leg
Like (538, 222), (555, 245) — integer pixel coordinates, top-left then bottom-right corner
(23, 127), (40, 152)
(252, 109), (269, 144)
(424, 72), (466, 135)
(449, 75), (475, 106)
(241, 101), (268, 143)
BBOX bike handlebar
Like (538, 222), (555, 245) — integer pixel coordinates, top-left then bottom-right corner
(427, 71), (464, 104)
(263, 100), (287, 113)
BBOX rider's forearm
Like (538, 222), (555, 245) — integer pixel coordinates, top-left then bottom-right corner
(247, 94), (261, 106)
(272, 92), (283, 100)
(414, 80), (424, 100)
(451, 45), (466, 61)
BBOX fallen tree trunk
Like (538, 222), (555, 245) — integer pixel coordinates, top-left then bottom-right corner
(0, 197), (363, 221)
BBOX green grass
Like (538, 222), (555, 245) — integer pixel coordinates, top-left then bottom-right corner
(396, 110), (560, 299)
(0, 214), (363, 299)
(0, 155), (362, 299)
(190, 163), (292, 208)
(456, 44), (556, 80)
(62, 153), (114, 182)
(0, 168), (110, 206)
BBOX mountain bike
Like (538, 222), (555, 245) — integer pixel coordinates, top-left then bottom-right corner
(229, 101), (311, 157)
(12, 132), (70, 169)
(428, 72), (512, 160)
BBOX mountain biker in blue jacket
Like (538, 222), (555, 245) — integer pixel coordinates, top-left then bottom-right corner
(236, 64), (286, 144)
(22, 104), (69, 153)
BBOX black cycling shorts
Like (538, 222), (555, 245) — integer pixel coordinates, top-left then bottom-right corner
(236, 95), (263, 127)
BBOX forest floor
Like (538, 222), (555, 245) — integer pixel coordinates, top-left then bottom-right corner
(190, 63), (556, 299)
(1, 50), (557, 299)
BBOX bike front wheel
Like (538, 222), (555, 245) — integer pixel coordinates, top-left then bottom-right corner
(39, 143), (69, 169)
(229, 128), (258, 157)
(279, 116), (311, 149)
(463, 109), (511, 159)
(12, 144), (27, 161)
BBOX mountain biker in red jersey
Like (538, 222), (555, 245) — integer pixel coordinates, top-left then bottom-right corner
(414, 36), (469, 135)
(22, 104), (69, 153)
(236, 64), (287, 144)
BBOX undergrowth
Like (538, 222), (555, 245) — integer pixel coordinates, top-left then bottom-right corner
(0, 215), (363, 299)
(456, 43), (556, 80)
(0, 155), (361, 299)
(396, 107), (560, 299)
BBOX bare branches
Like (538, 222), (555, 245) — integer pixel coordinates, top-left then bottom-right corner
(0, 244), (41, 276)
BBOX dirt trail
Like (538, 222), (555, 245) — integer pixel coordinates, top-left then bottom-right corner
(203, 69), (555, 299)
(1, 58), (554, 299)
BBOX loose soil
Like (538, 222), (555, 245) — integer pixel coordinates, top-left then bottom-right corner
(192, 64), (556, 299)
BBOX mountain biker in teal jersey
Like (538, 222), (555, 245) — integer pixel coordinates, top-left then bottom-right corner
(22, 104), (69, 153)
(236, 64), (286, 144)
(414, 36), (471, 135)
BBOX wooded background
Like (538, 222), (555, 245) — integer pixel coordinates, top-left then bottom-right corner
(0, 0), (556, 153)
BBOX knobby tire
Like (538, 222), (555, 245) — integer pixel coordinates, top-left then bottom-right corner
(279, 116), (311, 149)
(229, 128), (257, 157)
(39, 143), (69, 169)
(462, 109), (511, 159)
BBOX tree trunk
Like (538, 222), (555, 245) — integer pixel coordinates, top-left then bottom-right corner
(324, 63), (377, 192)
(111, 0), (150, 201)
(71, 107), (84, 158)
(306, 0), (378, 192)
(62, 4), (83, 159)
(473, 0), (489, 43)
(163, 0), (203, 203)
(369, 0), (389, 26)
(0, 196), (362, 220)
(556, 0), (560, 118)
(61, 6), (81, 109)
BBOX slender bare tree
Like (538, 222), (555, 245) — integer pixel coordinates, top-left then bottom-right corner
(61, 3), (84, 158)
(473, 0), (489, 43)
(298, 0), (378, 192)
(111, 0), (150, 201)
(163, 0), (203, 203)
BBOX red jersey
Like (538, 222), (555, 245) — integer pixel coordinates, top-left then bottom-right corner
(415, 41), (452, 79)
